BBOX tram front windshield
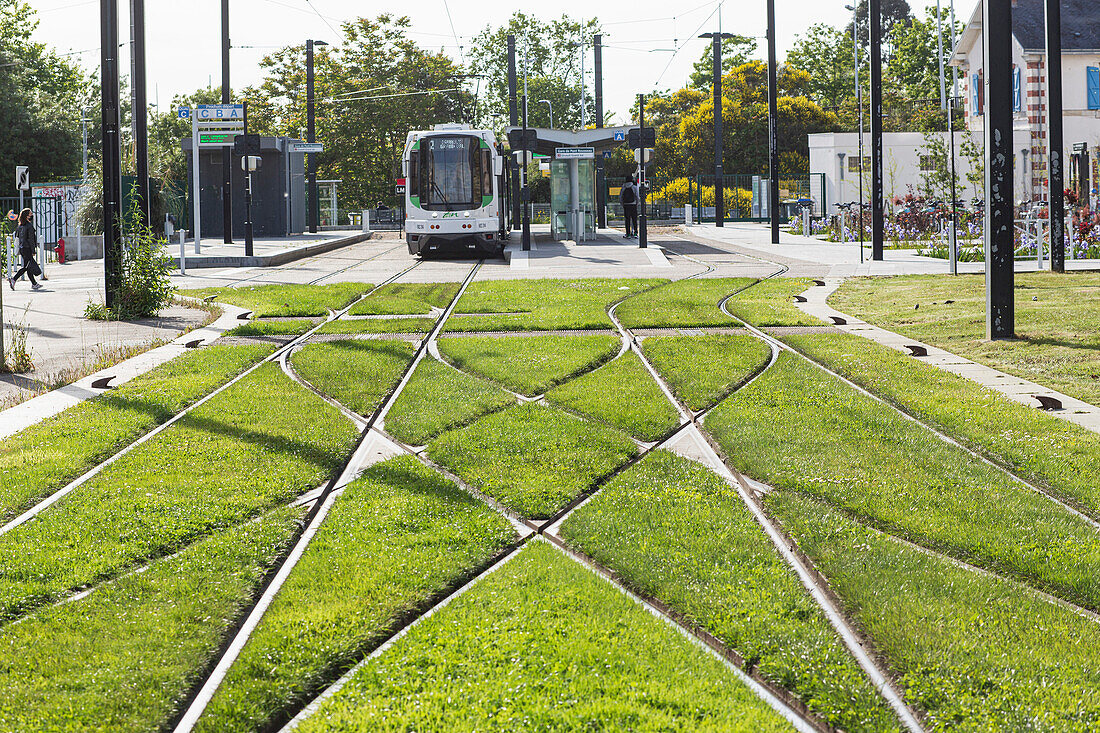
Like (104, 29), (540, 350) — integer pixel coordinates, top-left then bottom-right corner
(417, 136), (490, 211)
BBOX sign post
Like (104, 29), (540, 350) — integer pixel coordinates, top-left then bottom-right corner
(191, 110), (201, 254)
(192, 104), (245, 254)
(15, 166), (29, 215)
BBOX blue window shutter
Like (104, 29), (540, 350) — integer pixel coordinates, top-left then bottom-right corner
(1088, 67), (1100, 111)
(1013, 68), (1022, 112)
(972, 73), (981, 116)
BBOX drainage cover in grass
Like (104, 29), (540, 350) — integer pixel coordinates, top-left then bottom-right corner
(642, 334), (772, 412)
(348, 282), (460, 316)
(561, 450), (900, 732)
(291, 339), (414, 416)
(195, 456), (516, 733)
(427, 402), (638, 518)
(385, 358), (516, 446)
(615, 277), (755, 329)
(294, 541), (795, 733)
(437, 334), (619, 397)
(546, 350), (680, 442)
(182, 282), (373, 318)
(723, 279), (823, 327)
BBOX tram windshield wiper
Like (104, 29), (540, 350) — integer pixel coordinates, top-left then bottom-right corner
(432, 180), (449, 205)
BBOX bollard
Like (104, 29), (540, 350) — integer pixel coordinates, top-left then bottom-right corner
(948, 219), (958, 275)
(685, 203), (693, 226)
(361, 209), (371, 234)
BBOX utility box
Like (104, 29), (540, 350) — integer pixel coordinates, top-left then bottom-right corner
(183, 136), (306, 238)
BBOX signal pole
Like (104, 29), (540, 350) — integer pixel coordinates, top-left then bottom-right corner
(638, 93), (648, 249)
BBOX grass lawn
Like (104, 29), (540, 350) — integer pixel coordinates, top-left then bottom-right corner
(437, 334), (619, 396)
(0, 344), (273, 523)
(0, 507), (301, 732)
(724, 278), (823, 327)
(545, 351), (681, 441)
(615, 277), (755, 329)
(641, 334), (773, 411)
(0, 363), (358, 623)
(195, 456), (516, 733)
(384, 358), (516, 446)
(829, 272), (1100, 406)
(772, 490), (1100, 730)
(427, 403), (638, 518)
(705, 353), (1100, 612)
(225, 319), (315, 337)
(348, 282), (460, 315)
(316, 317), (437, 335)
(295, 542), (795, 733)
(561, 451), (898, 732)
(181, 283), (373, 318)
(445, 278), (661, 331)
(784, 332), (1100, 515)
(290, 340), (414, 416)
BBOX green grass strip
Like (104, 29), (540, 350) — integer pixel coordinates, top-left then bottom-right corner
(615, 277), (755, 328)
(641, 334), (773, 411)
(195, 456), (516, 733)
(225, 319), (315, 337)
(428, 403), (637, 518)
(0, 344), (273, 523)
(446, 278), (662, 332)
(348, 282), (460, 315)
(706, 353), (1100, 612)
(0, 506), (301, 732)
(561, 451), (899, 732)
(182, 283), (373, 317)
(724, 279), (823, 327)
(437, 334), (619, 397)
(546, 351), (680, 441)
(385, 358), (515, 446)
(316, 317), (436, 335)
(784, 332), (1100, 515)
(0, 363), (358, 622)
(290, 340), (414, 416)
(771, 490), (1100, 730)
(296, 542), (794, 733)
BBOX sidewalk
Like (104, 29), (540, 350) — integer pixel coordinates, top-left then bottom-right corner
(170, 230), (371, 269)
(503, 225), (672, 274)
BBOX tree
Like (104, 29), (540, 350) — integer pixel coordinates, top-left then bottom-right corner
(688, 35), (758, 90)
(887, 7), (961, 103)
(786, 23), (858, 110)
(849, 0), (913, 47)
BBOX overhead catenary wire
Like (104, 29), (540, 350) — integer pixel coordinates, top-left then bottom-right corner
(330, 87), (461, 103)
(303, 0), (340, 37)
(653, 0), (724, 88)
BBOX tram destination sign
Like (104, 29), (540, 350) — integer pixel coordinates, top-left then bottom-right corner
(198, 131), (237, 148)
(555, 147), (595, 160)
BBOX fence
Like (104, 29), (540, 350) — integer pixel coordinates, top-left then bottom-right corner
(603, 174), (827, 223)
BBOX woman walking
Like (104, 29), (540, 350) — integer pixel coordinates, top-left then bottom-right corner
(9, 208), (42, 291)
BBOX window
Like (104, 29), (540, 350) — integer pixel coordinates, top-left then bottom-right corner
(416, 135), (487, 211)
(847, 156), (872, 173)
(1012, 67), (1022, 113)
(1088, 67), (1100, 111)
(972, 71), (984, 116)
(920, 155), (940, 172)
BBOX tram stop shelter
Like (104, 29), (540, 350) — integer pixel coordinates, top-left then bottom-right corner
(506, 126), (635, 242)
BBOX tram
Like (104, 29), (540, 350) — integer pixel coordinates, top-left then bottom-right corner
(403, 124), (511, 257)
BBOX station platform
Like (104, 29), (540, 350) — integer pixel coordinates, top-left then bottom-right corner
(503, 226), (672, 271)
(171, 230), (373, 270)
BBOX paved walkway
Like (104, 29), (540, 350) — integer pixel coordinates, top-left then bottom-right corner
(795, 280), (1100, 434)
(504, 227), (671, 271)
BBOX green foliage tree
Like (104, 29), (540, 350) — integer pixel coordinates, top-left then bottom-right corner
(848, 0), (913, 46)
(887, 7), (962, 103)
(688, 35), (758, 90)
(786, 23), (858, 110)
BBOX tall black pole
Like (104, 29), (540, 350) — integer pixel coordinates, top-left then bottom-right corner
(129, 0), (149, 226)
(638, 93), (648, 249)
(307, 39), (318, 234)
(985, 0), (1015, 339)
(243, 101), (253, 257)
(767, 0), (780, 242)
(507, 35), (521, 232)
(1046, 0), (1065, 272)
(101, 0), (122, 309)
(221, 0), (232, 243)
(595, 34), (606, 230)
(870, 0), (885, 260)
(713, 35), (724, 227)
(521, 93), (531, 251)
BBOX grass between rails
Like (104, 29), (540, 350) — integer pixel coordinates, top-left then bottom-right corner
(829, 272), (1100, 406)
(437, 334), (620, 397)
(615, 277), (755, 328)
(641, 334), (773, 411)
(784, 332), (1100, 515)
(427, 403), (638, 518)
(384, 358), (515, 446)
(724, 278), (823, 327)
(0, 344), (274, 523)
(446, 278), (662, 332)
(195, 456), (516, 733)
(0, 507), (302, 732)
(316, 317), (436, 335)
(296, 541), (795, 733)
(0, 363), (358, 623)
(545, 350), (680, 441)
(705, 353), (1100, 612)
(561, 451), (899, 732)
(225, 319), (316, 337)
(771, 490), (1100, 730)
(347, 282), (460, 315)
(181, 283), (373, 318)
(290, 340), (414, 416)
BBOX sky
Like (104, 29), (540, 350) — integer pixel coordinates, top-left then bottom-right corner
(28, 0), (966, 125)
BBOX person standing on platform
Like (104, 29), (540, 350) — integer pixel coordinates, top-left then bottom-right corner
(620, 178), (638, 239)
(9, 209), (43, 291)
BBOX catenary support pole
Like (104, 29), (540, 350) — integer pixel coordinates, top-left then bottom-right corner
(221, 0), (232, 243)
(101, 0), (123, 309)
(713, 33), (725, 227)
(595, 34), (606, 229)
(639, 93), (648, 249)
(507, 35), (521, 232)
(984, 0), (1015, 339)
(948, 0), (959, 274)
(1045, 0), (1065, 272)
(767, 0), (780, 242)
(129, 0), (150, 225)
(870, 0), (885, 260)
(307, 39), (318, 234)
(851, 1), (866, 261)
(521, 93), (531, 252)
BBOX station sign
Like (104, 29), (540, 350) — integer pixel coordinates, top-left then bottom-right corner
(196, 104), (245, 123)
(613, 131), (625, 142)
(197, 131), (237, 147)
(395, 184), (406, 195)
(555, 147), (594, 160)
(177, 107), (191, 120)
(290, 142), (324, 154)
(15, 166), (29, 191)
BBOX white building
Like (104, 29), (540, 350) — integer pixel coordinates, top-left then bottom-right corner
(952, 0), (1100, 202)
(809, 131), (980, 215)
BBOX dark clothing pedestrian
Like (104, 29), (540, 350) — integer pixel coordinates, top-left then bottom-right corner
(620, 182), (638, 238)
(9, 215), (42, 290)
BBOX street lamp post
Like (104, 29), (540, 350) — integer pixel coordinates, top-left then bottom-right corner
(699, 31), (735, 228)
(845, 4), (865, 261)
(538, 99), (553, 129)
(306, 39), (328, 234)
